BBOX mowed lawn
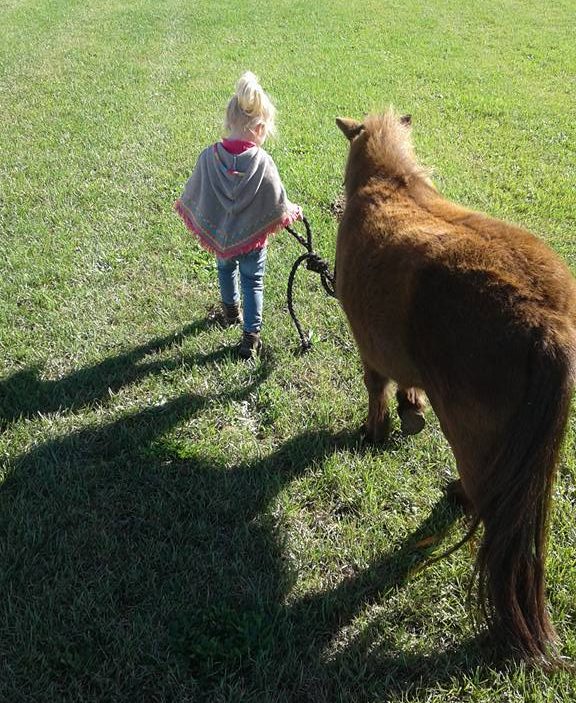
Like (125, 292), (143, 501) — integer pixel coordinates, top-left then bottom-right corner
(1, 0), (575, 701)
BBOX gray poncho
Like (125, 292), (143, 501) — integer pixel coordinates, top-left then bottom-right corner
(175, 143), (301, 258)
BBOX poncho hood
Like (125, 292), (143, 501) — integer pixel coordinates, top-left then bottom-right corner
(175, 143), (301, 258)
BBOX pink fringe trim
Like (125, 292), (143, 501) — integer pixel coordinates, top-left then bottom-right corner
(174, 200), (302, 259)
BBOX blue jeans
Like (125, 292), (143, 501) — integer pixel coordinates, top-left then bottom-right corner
(217, 246), (267, 333)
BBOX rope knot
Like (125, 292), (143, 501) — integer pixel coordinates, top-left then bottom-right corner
(306, 253), (330, 274)
(285, 217), (337, 352)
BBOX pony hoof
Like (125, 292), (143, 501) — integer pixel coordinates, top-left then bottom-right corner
(400, 409), (425, 436)
(360, 422), (390, 445)
(446, 479), (473, 513)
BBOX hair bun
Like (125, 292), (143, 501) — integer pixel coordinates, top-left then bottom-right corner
(235, 71), (264, 116)
(225, 71), (276, 139)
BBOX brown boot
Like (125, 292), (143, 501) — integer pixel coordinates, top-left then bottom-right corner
(239, 331), (262, 359)
(222, 302), (243, 327)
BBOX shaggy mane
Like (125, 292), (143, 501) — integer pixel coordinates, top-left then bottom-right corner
(364, 109), (432, 182)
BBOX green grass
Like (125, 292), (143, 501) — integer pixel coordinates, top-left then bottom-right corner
(1, 0), (575, 700)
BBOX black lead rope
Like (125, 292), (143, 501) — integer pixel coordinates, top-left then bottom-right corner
(284, 217), (337, 352)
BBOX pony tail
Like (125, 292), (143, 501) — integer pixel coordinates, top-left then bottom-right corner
(474, 336), (573, 664)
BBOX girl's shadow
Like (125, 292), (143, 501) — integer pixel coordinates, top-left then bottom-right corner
(0, 319), (239, 428)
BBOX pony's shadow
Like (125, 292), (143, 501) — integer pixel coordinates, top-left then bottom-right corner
(0, 319), (244, 428)
(0, 354), (491, 699)
(178, 480), (491, 699)
(281, 495), (491, 700)
(161, 432), (493, 699)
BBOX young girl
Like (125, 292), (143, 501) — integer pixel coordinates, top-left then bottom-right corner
(175, 72), (302, 358)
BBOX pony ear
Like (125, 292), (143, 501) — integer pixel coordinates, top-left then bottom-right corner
(400, 114), (412, 127)
(336, 117), (365, 141)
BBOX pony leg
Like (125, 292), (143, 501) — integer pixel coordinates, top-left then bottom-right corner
(396, 387), (426, 435)
(362, 363), (392, 443)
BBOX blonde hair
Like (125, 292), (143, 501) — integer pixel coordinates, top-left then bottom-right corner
(224, 71), (277, 139)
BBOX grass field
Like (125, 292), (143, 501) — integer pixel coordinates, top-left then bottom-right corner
(1, 0), (575, 700)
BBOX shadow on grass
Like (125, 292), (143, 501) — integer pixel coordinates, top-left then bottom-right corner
(0, 348), (492, 701)
(0, 320), (234, 428)
(173, 483), (490, 702)
(279, 499), (489, 702)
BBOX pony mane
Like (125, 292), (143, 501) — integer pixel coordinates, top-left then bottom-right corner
(364, 109), (432, 182)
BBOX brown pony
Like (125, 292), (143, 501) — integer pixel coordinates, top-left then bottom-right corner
(335, 109), (576, 665)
